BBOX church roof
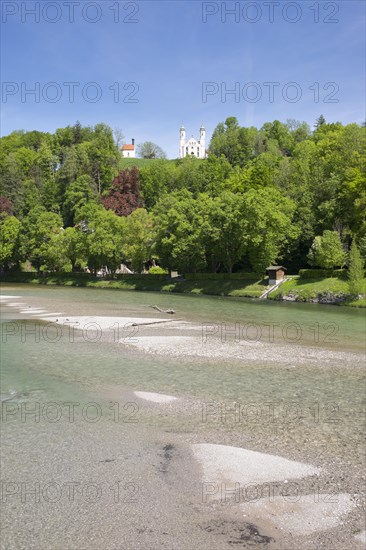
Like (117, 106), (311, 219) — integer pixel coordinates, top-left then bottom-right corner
(121, 144), (135, 151)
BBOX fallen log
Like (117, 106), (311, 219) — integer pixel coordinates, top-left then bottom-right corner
(132, 319), (181, 327)
(150, 305), (176, 314)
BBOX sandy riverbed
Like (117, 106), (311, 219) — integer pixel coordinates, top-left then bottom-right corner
(1, 291), (365, 549)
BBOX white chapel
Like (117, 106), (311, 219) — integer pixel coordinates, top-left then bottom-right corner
(120, 138), (136, 158)
(179, 126), (207, 159)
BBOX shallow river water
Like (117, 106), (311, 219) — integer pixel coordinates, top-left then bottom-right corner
(0, 284), (365, 550)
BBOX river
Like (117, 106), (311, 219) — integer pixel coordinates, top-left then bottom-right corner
(1, 284), (365, 549)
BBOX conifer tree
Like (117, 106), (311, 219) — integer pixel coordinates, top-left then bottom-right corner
(348, 241), (365, 295)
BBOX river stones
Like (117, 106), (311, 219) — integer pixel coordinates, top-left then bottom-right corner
(134, 391), (178, 404)
(239, 492), (355, 536)
(192, 443), (320, 486)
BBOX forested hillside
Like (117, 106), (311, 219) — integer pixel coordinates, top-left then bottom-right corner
(1, 117), (365, 275)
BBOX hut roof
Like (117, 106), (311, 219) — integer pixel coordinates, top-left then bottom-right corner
(266, 266), (287, 271)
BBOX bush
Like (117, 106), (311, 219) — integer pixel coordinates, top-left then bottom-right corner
(148, 266), (168, 275)
(34, 271), (94, 280)
(299, 269), (347, 279)
(114, 273), (167, 282)
(184, 272), (259, 281)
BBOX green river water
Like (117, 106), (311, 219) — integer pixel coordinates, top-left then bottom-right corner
(0, 284), (365, 550)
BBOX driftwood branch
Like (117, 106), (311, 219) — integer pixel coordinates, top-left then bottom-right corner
(132, 319), (181, 327)
(150, 305), (176, 314)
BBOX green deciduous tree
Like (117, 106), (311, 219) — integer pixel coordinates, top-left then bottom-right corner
(0, 216), (21, 270)
(77, 205), (125, 274)
(210, 117), (258, 167)
(19, 208), (65, 272)
(137, 142), (167, 159)
(63, 175), (98, 226)
(261, 120), (294, 156)
(139, 160), (179, 208)
(1, 119), (365, 276)
(153, 190), (206, 272)
(199, 192), (246, 273)
(242, 188), (299, 273)
(201, 155), (233, 196)
(63, 226), (86, 271)
(308, 231), (347, 269)
(124, 209), (155, 272)
(42, 232), (70, 272)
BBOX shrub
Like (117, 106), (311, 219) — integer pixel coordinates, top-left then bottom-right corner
(148, 266), (168, 275)
(114, 273), (167, 282)
(299, 269), (347, 279)
(184, 272), (259, 281)
(348, 241), (365, 295)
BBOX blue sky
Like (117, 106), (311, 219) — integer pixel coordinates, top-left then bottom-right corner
(1, 0), (365, 157)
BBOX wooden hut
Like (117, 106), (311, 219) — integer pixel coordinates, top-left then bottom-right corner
(266, 266), (287, 286)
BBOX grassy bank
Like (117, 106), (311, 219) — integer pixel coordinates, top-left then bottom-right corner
(269, 276), (366, 307)
(0, 273), (266, 298)
(119, 158), (159, 169)
(2, 273), (365, 307)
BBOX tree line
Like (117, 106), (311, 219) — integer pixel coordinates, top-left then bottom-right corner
(0, 117), (365, 279)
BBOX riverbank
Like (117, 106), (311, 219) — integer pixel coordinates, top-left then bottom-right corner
(0, 272), (265, 298)
(269, 276), (366, 308)
(1, 272), (365, 307)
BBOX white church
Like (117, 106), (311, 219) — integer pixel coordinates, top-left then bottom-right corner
(179, 125), (207, 159)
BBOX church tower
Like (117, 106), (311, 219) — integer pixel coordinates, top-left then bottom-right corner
(200, 125), (206, 153)
(180, 126), (186, 158)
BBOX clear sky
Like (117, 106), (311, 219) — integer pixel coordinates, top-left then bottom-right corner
(1, 0), (365, 157)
